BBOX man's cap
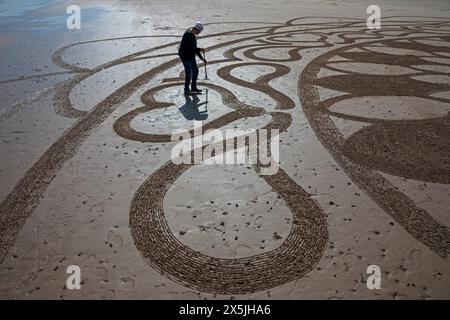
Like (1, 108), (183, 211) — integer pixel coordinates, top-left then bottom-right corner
(193, 21), (204, 31)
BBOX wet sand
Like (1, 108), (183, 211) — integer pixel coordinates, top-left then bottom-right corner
(0, 0), (449, 299)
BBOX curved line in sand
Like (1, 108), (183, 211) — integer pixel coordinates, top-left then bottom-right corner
(299, 34), (450, 258)
(129, 111), (328, 294)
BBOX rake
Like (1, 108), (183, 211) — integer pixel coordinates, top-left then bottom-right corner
(204, 50), (208, 80)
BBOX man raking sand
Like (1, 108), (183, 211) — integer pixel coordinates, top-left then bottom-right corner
(178, 22), (208, 96)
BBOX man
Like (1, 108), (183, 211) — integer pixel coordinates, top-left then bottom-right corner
(178, 21), (207, 95)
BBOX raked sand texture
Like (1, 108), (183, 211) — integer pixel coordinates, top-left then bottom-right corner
(0, 0), (449, 299)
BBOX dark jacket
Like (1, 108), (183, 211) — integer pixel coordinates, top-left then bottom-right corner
(178, 28), (203, 61)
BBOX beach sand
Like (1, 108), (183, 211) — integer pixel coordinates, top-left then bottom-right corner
(0, 0), (449, 299)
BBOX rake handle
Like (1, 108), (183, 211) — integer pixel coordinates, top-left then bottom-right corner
(203, 50), (208, 80)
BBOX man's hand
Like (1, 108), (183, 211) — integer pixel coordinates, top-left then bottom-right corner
(203, 59), (208, 65)
(200, 48), (206, 53)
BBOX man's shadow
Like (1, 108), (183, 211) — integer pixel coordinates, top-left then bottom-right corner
(178, 91), (209, 121)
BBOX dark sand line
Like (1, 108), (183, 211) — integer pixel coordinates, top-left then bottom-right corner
(299, 31), (450, 258)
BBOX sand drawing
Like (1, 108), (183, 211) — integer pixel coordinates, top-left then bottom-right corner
(299, 27), (450, 259)
(0, 17), (449, 294)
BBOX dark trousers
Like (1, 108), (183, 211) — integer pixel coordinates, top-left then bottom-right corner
(181, 59), (198, 91)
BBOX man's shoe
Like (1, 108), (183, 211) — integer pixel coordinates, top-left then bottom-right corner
(191, 88), (203, 94)
(184, 89), (190, 96)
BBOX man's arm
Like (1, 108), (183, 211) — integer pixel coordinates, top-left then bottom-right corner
(196, 47), (207, 63)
